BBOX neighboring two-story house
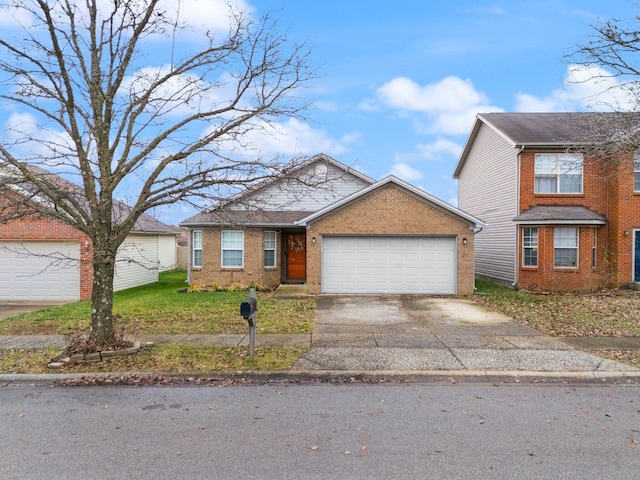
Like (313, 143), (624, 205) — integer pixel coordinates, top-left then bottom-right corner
(454, 112), (640, 292)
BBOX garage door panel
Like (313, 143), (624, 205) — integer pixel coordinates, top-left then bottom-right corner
(322, 236), (456, 294)
(0, 241), (80, 301)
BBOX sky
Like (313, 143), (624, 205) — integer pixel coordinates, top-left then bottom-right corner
(2, 0), (639, 226)
(161, 0), (639, 225)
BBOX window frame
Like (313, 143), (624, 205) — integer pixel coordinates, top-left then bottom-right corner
(263, 231), (277, 268)
(534, 153), (583, 194)
(192, 230), (203, 268)
(522, 227), (538, 267)
(634, 153), (640, 192)
(221, 230), (244, 268)
(554, 227), (579, 268)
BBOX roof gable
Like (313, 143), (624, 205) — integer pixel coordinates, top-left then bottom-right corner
(454, 112), (640, 178)
(181, 153), (374, 226)
(298, 175), (485, 228)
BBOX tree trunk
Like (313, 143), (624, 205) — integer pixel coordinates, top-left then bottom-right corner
(91, 252), (116, 346)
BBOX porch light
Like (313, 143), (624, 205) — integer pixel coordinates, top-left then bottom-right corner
(462, 237), (468, 245)
(312, 236), (316, 244)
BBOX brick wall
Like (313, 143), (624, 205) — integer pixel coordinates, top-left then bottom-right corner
(189, 227), (282, 288)
(0, 198), (94, 300)
(517, 151), (640, 290)
(306, 183), (476, 295)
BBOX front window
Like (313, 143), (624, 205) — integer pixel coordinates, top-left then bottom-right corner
(554, 227), (578, 268)
(221, 230), (244, 268)
(535, 153), (583, 194)
(634, 153), (640, 192)
(192, 230), (202, 268)
(264, 231), (276, 268)
(523, 227), (538, 267)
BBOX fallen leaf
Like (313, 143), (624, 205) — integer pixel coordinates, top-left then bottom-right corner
(344, 450), (352, 455)
(361, 446), (367, 451)
(17, 413), (24, 418)
(310, 445), (318, 451)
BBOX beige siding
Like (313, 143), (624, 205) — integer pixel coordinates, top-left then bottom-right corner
(157, 235), (177, 272)
(114, 235), (159, 291)
(231, 162), (370, 211)
(458, 123), (518, 285)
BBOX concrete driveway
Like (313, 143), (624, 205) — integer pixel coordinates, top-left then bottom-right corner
(292, 295), (638, 375)
(0, 303), (63, 320)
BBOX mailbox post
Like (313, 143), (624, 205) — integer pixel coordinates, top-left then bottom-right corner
(240, 288), (257, 360)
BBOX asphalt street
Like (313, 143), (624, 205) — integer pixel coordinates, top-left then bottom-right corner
(2, 382), (640, 479)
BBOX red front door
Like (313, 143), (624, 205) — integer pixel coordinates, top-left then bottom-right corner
(286, 234), (306, 280)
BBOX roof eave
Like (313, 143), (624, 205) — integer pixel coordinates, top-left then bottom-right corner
(513, 219), (607, 225)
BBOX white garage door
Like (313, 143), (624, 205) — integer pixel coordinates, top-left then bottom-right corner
(0, 241), (81, 301)
(322, 236), (457, 294)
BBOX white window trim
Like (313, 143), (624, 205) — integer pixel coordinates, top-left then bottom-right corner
(192, 230), (203, 268)
(554, 227), (579, 269)
(534, 153), (583, 194)
(522, 227), (538, 267)
(221, 230), (244, 268)
(264, 231), (277, 268)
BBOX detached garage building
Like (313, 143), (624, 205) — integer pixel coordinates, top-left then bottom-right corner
(182, 154), (485, 296)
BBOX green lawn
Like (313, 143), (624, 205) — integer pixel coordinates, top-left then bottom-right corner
(0, 270), (314, 336)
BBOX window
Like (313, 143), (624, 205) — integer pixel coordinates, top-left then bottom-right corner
(523, 227), (538, 267)
(221, 230), (244, 268)
(634, 154), (640, 192)
(192, 230), (202, 268)
(554, 227), (578, 268)
(535, 153), (583, 194)
(264, 231), (276, 268)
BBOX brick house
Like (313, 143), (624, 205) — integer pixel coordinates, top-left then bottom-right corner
(0, 170), (179, 302)
(180, 154), (484, 295)
(454, 112), (640, 291)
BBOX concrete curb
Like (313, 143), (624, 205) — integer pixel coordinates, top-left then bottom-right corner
(2, 369), (640, 386)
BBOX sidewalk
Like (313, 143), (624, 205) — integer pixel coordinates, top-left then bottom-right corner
(1, 296), (640, 381)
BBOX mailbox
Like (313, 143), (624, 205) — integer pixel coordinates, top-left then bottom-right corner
(240, 297), (257, 320)
(240, 292), (258, 360)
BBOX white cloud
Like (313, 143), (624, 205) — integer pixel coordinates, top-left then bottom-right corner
(389, 163), (424, 182)
(377, 76), (488, 113)
(0, 1), (250, 37)
(416, 138), (462, 161)
(370, 76), (502, 135)
(157, 0), (253, 37)
(0, 4), (33, 27)
(214, 118), (360, 159)
(515, 64), (638, 112)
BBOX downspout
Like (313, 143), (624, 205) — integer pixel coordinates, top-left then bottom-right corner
(513, 145), (525, 287)
(186, 229), (191, 284)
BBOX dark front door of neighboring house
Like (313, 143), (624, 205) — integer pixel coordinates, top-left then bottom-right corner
(286, 233), (306, 282)
(635, 231), (640, 282)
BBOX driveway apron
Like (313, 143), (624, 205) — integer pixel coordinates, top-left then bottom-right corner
(291, 295), (637, 374)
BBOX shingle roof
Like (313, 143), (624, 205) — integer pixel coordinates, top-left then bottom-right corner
(454, 112), (640, 178)
(480, 112), (640, 145)
(513, 206), (607, 225)
(2, 163), (179, 234)
(181, 209), (314, 227)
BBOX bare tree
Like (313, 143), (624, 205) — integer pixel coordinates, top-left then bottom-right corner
(567, 14), (640, 161)
(0, 0), (313, 345)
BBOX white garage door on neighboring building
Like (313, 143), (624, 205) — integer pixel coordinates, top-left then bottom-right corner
(0, 241), (81, 301)
(322, 236), (457, 294)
